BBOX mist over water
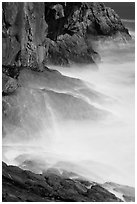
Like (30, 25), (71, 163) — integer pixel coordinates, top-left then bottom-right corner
(2, 21), (135, 187)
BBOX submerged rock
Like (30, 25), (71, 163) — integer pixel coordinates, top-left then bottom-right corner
(2, 162), (122, 202)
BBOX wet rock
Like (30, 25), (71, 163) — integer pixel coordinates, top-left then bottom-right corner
(2, 73), (18, 95)
(47, 34), (96, 66)
(85, 3), (130, 37)
(87, 185), (122, 202)
(3, 162), (122, 202)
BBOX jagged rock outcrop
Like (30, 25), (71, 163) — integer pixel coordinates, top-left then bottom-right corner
(2, 2), (131, 69)
(2, 162), (122, 202)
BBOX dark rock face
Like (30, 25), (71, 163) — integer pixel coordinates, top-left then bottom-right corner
(2, 162), (122, 202)
(85, 3), (130, 36)
(2, 2), (130, 68)
(44, 2), (130, 39)
(2, 2), (47, 70)
(47, 34), (97, 66)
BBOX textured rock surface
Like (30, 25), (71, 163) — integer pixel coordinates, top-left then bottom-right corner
(2, 2), (47, 70)
(2, 162), (122, 202)
(2, 2), (131, 68)
(2, 73), (18, 95)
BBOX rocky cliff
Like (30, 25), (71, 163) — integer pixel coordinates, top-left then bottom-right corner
(2, 2), (130, 69)
(2, 3), (133, 202)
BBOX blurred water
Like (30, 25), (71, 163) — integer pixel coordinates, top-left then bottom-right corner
(2, 20), (135, 187)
